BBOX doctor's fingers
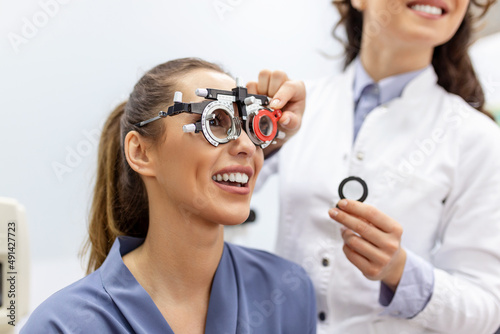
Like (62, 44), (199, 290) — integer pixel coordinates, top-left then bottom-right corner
(329, 207), (388, 248)
(341, 241), (372, 278)
(342, 246), (392, 282)
(336, 199), (402, 236)
(341, 233), (391, 281)
(341, 229), (397, 279)
(257, 69), (289, 96)
(248, 77), (305, 131)
(247, 70), (291, 98)
(273, 80), (306, 130)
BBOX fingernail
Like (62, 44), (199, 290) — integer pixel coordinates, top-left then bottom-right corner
(270, 99), (280, 108)
(338, 199), (348, 208)
(330, 208), (339, 217)
(281, 116), (290, 126)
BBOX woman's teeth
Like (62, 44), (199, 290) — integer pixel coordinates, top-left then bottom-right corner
(212, 172), (249, 185)
(410, 4), (443, 15)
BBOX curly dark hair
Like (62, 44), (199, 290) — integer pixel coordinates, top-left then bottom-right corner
(332, 0), (497, 116)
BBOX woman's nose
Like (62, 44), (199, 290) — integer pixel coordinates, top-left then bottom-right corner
(228, 129), (257, 157)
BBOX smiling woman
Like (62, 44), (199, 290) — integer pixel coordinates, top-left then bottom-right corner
(19, 58), (317, 334)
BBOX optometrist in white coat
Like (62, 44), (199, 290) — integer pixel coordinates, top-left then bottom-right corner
(250, 0), (500, 332)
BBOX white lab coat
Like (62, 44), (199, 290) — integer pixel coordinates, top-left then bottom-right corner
(258, 64), (500, 333)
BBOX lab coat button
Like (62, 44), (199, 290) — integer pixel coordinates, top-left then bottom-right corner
(322, 258), (329, 267)
(318, 311), (326, 321)
(356, 152), (364, 160)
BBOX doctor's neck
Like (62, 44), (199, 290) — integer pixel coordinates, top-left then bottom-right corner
(359, 38), (432, 82)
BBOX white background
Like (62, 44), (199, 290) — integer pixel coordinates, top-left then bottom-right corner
(0, 0), (499, 330)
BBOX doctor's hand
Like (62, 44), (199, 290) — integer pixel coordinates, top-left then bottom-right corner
(247, 70), (305, 157)
(328, 199), (407, 291)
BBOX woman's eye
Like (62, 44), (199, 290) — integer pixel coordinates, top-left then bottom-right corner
(210, 116), (222, 127)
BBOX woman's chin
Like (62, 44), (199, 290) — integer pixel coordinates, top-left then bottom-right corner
(216, 210), (252, 227)
(222, 215), (251, 226)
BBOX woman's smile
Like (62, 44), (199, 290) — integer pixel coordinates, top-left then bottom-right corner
(211, 165), (254, 195)
(407, 0), (449, 19)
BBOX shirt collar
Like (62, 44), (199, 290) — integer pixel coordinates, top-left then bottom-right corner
(99, 236), (174, 333)
(353, 57), (430, 105)
(99, 236), (238, 333)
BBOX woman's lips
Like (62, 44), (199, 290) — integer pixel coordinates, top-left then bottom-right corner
(213, 181), (251, 195)
(212, 166), (253, 195)
(407, 0), (448, 19)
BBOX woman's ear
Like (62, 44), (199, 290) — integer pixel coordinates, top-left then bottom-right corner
(351, 0), (366, 11)
(124, 131), (156, 177)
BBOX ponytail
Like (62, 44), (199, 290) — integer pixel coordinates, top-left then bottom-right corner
(83, 101), (149, 274)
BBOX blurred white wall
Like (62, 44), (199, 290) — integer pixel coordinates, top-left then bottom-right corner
(470, 32), (500, 118)
(1, 0), (499, 329)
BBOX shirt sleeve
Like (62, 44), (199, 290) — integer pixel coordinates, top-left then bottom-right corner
(378, 249), (434, 318)
(407, 111), (500, 333)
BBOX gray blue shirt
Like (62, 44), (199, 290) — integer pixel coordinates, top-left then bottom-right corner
(21, 237), (317, 333)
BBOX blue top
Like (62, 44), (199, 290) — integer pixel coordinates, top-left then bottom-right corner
(352, 58), (434, 319)
(21, 237), (317, 334)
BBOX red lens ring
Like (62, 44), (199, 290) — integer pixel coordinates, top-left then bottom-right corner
(253, 108), (279, 142)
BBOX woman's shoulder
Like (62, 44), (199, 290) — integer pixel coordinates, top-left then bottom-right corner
(226, 242), (302, 269)
(225, 242), (314, 292)
(224, 243), (317, 333)
(20, 270), (132, 333)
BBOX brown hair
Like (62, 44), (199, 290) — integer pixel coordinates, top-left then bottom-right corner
(83, 58), (227, 274)
(332, 0), (497, 116)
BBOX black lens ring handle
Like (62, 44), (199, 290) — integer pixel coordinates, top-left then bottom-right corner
(338, 176), (368, 203)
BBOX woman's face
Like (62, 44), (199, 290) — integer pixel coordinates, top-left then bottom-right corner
(356, 0), (470, 48)
(151, 69), (264, 226)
